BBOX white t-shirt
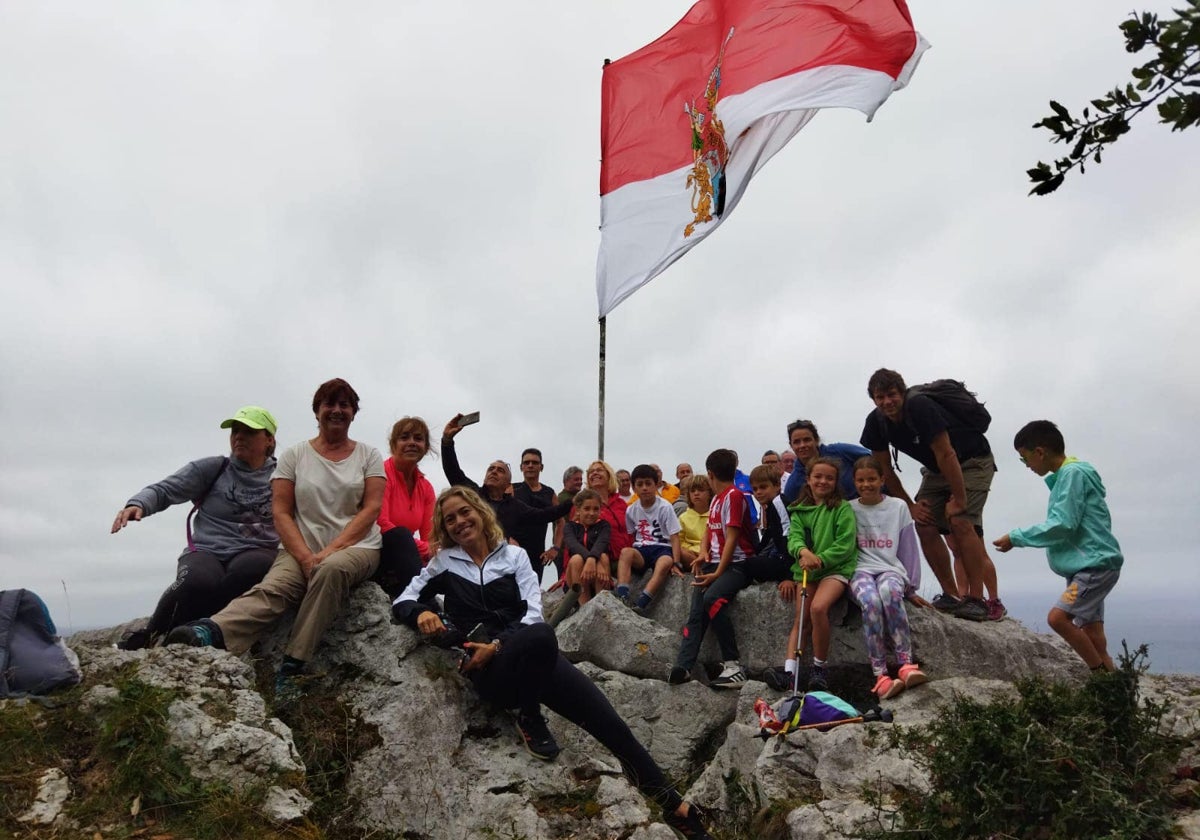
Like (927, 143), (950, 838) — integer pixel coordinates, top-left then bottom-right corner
(849, 496), (919, 583)
(274, 440), (385, 553)
(625, 496), (681, 548)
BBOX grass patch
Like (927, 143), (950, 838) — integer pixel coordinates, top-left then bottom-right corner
(861, 644), (1183, 840)
(277, 683), (382, 837)
(1, 675), (318, 839)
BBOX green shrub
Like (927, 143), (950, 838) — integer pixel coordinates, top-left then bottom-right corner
(865, 645), (1182, 840)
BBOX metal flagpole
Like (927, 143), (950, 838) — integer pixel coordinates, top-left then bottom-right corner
(598, 316), (606, 460)
(598, 57), (612, 462)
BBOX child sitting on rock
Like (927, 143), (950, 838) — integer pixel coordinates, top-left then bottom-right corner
(780, 457), (857, 692)
(849, 457), (929, 700)
(677, 474), (712, 569)
(562, 489), (612, 606)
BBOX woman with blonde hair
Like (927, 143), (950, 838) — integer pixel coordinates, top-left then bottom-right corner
(391, 486), (712, 839)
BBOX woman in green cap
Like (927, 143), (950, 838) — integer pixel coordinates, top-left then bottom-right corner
(110, 405), (280, 649)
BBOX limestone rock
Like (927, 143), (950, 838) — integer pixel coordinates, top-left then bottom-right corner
(18, 768), (70, 826)
(262, 785), (313, 822)
(787, 798), (889, 840)
(50, 573), (1197, 840)
(76, 645), (308, 820)
(555, 591), (679, 679)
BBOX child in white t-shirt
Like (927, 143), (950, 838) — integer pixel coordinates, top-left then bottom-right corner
(849, 457), (930, 700)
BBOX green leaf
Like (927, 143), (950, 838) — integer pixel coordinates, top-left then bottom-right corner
(1030, 174), (1065, 196)
(1049, 100), (1071, 119)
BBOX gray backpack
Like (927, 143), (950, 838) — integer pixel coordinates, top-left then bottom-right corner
(0, 589), (82, 697)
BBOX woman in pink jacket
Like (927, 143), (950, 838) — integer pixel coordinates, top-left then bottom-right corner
(374, 417), (438, 597)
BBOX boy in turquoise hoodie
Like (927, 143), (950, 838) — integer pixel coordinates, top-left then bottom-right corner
(994, 421), (1123, 672)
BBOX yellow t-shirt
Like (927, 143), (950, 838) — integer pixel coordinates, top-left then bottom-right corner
(659, 484), (681, 504)
(678, 508), (709, 555)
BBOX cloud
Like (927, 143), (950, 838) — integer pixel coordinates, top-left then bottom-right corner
(0, 0), (1194, 635)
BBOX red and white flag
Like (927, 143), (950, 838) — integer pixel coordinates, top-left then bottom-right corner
(596, 0), (927, 316)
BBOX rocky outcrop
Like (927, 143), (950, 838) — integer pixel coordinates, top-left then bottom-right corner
(46, 576), (1199, 839)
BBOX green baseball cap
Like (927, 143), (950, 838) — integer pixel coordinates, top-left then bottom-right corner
(220, 405), (278, 435)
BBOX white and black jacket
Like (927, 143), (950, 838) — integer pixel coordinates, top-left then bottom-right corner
(391, 543), (544, 640)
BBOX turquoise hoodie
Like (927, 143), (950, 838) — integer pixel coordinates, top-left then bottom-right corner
(1009, 458), (1123, 577)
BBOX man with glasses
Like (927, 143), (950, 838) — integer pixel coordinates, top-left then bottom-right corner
(513, 448), (560, 571)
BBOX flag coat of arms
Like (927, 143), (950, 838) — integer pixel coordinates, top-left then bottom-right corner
(597, 0), (927, 316)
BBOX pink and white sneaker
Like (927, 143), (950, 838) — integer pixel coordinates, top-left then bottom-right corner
(898, 663), (929, 689)
(872, 674), (905, 700)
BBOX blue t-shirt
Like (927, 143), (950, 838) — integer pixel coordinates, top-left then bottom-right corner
(782, 442), (870, 504)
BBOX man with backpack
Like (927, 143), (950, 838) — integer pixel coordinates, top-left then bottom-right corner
(859, 369), (998, 622)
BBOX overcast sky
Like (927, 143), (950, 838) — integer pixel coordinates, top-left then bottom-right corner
(2, 2), (1197, 647)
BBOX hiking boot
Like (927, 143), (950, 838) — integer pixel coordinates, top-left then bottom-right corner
(954, 597), (989, 622)
(516, 712), (560, 760)
(763, 665), (794, 692)
(115, 626), (156, 651)
(547, 586), (581, 629)
(872, 674), (905, 700)
(898, 663), (929, 689)
(930, 593), (963, 613)
(710, 662), (747, 690)
(164, 619), (223, 648)
(665, 802), (714, 840)
(807, 664), (829, 692)
(986, 598), (1008, 621)
(668, 666), (693, 686)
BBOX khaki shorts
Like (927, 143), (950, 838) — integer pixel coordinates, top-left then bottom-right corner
(916, 454), (996, 534)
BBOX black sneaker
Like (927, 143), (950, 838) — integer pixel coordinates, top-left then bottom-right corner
(665, 802), (713, 839)
(807, 665), (829, 692)
(516, 712), (560, 760)
(668, 665), (692, 685)
(763, 665), (794, 692)
(116, 626), (156, 651)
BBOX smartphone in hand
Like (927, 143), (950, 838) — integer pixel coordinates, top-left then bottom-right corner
(459, 411), (481, 427)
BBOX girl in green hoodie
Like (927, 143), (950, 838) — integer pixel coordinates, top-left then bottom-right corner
(783, 457), (858, 691)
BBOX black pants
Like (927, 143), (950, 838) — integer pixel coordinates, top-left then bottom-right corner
(470, 622), (683, 813)
(675, 562), (750, 670)
(374, 527), (424, 599)
(743, 545), (792, 583)
(146, 548), (275, 634)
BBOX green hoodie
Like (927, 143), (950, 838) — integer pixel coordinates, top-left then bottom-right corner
(786, 499), (857, 582)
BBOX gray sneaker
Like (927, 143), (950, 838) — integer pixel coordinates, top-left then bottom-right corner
(930, 593), (963, 613)
(955, 597), (989, 622)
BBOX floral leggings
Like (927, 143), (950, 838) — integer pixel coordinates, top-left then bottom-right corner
(850, 570), (914, 676)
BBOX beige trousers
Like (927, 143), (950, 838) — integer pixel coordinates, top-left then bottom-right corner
(212, 546), (379, 661)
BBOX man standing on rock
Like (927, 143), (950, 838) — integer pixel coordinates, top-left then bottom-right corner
(512, 447), (559, 571)
(859, 369), (998, 622)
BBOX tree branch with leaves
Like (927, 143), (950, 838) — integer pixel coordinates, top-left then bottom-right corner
(1028, 1), (1200, 195)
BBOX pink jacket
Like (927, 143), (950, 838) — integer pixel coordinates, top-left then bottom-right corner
(378, 458), (436, 561)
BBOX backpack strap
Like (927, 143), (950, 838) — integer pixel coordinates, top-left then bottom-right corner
(185, 457), (231, 552)
(874, 408), (903, 474)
